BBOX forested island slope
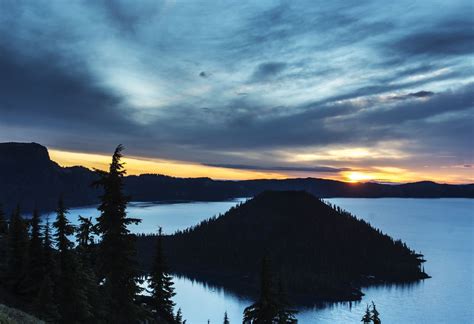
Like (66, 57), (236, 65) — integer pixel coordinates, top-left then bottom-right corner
(137, 191), (429, 302)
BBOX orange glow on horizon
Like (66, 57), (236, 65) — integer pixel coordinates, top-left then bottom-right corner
(49, 149), (287, 181)
(48, 149), (473, 184)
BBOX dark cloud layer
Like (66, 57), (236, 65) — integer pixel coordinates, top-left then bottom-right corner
(0, 0), (472, 179)
(204, 164), (351, 173)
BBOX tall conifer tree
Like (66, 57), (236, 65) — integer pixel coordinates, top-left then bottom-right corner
(361, 305), (371, 324)
(94, 145), (142, 322)
(25, 208), (44, 296)
(53, 197), (93, 323)
(0, 204), (8, 278)
(243, 257), (280, 323)
(149, 227), (176, 322)
(6, 205), (28, 291)
(34, 219), (60, 322)
(371, 302), (381, 324)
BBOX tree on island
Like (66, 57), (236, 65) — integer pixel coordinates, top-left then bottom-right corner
(94, 144), (142, 322)
(243, 257), (297, 323)
(360, 302), (382, 324)
(371, 302), (381, 324)
(148, 227), (176, 322)
(361, 305), (371, 324)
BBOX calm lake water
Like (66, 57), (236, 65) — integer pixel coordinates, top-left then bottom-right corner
(43, 198), (473, 323)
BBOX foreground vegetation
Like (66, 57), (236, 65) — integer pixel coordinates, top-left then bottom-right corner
(0, 146), (297, 323)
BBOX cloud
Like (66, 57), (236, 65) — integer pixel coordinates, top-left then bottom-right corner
(204, 163), (351, 173)
(390, 19), (474, 57)
(199, 71), (210, 78)
(250, 62), (287, 82)
(389, 90), (435, 100)
(0, 0), (472, 180)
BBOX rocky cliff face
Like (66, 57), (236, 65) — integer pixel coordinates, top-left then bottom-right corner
(0, 143), (98, 214)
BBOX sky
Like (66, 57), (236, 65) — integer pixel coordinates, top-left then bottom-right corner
(0, 0), (473, 183)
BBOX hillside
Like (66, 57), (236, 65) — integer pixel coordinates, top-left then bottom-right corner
(137, 191), (429, 302)
(1, 142), (473, 213)
(0, 304), (44, 324)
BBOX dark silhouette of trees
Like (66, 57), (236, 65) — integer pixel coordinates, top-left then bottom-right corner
(34, 219), (60, 322)
(53, 197), (94, 323)
(243, 257), (297, 323)
(137, 191), (428, 301)
(0, 204), (8, 278)
(24, 209), (44, 297)
(76, 215), (95, 248)
(223, 311), (230, 324)
(371, 302), (381, 324)
(148, 227), (176, 322)
(175, 308), (183, 324)
(361, 305), (371, 324)
(361, 302), (382, 324)
(6, 205), (28, 292)
(94, 144), (142, 322)
(275, 280), (297, 323)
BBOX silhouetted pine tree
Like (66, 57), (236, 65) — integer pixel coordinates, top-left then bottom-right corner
(6, 205), (28, 292)
(223, 311), (230, 324)
(94, 145), (142, 322)
(76, 215), (95, 248)
(149, 227), (175, 321)
(361, 305), (371, 324)
(175, 308), (183, 324)
(371, 302), (381, 324)
(275, 280), (297, 323)
(0, 204), (8, 278)
(34, 219), (60, 322)
(243, 257), (280, 323)
(75, 215), (104, 322)
(24, 208), (44, 297)
(53, 197), (94, 323)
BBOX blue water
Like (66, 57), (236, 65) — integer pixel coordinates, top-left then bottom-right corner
(43, 198), (473, 323)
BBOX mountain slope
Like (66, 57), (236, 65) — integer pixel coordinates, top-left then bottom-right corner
(1, 142), (473, 214)
(137, 191), (429, 302)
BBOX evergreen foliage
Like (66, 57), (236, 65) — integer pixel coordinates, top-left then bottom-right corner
(94, 144), (142, 322)
(0, 204), (8, 278)
(148, 227), (176, 322)
(243, 257), (297, 324)
(34, 219), (60, 322)
(361, 305), (371, 324)
(223, 312), (230, 324)
(53, 197), (94, 323)
(360, 302), (382, 324)
(371, 302), (381, 324)
(138, 191), (428, 301)
(6, 206), (28, 292)
(175, 308), (183, 324)
(24, 209), (44, 297)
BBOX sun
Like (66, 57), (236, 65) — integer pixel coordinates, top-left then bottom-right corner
(344, 171), (374, 183)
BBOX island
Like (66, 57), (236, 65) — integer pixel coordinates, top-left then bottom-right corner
(137, 190), (430, 302)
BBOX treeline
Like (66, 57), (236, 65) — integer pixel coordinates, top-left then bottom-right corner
(0, 146), (184, 323)
(0, 145), (298, 323)
(137, 191), (429, 302)
(2, 142), (473, 214)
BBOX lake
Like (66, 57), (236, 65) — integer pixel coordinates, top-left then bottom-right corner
(44, 198), (473, 323)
